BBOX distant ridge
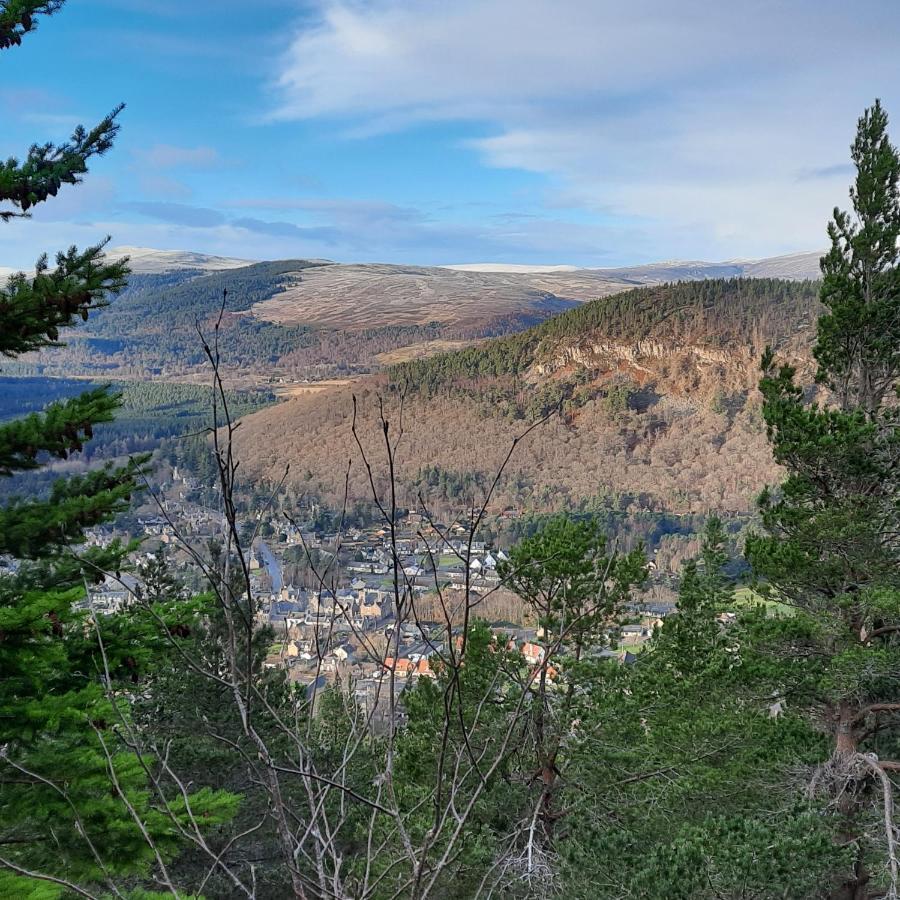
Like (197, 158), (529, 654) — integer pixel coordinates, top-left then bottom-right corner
(4, 247), (822, 284)
(105, 246), (257, 274)
(4, 246), (826, 383)
(443, 250), (823, 281)
(443, 263), (581, 273)
(3, 247), (823, 282)
(736, 251), (823, 280)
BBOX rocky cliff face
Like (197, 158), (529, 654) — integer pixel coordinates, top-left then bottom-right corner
(536, 339), (736, 374)
(531, 339), (760, 404)
(531, 326), (814, 398)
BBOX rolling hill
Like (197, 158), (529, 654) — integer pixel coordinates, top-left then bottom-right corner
(11, 248), (822, 384)
(231, 278), (821, 525)
(105, 245), (257, 273)
(244, 251), (822, 331)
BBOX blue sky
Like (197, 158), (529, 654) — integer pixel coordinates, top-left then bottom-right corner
(2, 0), (900, 268)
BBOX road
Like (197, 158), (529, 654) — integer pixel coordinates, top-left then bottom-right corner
(256, 540), (283, 593)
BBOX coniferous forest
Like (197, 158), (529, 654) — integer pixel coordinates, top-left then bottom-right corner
(0, 3), (898, 899)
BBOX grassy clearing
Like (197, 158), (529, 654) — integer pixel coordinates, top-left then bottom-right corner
(375, 339), (475, 365)
(732, 586), (795, 616)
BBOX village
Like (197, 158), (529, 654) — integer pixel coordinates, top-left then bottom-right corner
(77, 464), (680, 722)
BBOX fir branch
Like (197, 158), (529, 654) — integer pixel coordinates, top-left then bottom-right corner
(0, 104), (124, 220)
(0, 1), (64, 50)
(0, 241), (129, 357)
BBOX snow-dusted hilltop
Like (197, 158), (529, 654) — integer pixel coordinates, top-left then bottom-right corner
(444, 251), (823, 282)
(735, 251), (823, 280)
(105, 246), (256, 274)
(3, 246), (822, 282)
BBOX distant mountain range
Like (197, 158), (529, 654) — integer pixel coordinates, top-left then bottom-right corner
(102, 245), (822, 281)
(105, 246), (256, 274)
(10, 246), (824, 383)
(98, 246), (823, 333)
(442, 251), (823, 281)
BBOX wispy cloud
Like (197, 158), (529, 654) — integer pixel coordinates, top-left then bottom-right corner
(231, 197), (428, 229)
(270, 0), (900, 259)
(121, 200), (227, 228)
(134, 143), (223, 170)
(795, 163), (855, 181)
(232, 217), (340, 242)
(2, 190), (666, 268)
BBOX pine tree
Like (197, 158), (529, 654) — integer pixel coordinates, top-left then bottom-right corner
(746, 101), (900, 900)
(0, 3), (233, 894)
(497, 515), (645, 883)
(557, 518), (841, 900)
(136, 551), (185, 604)
(817, 99), (900, 414)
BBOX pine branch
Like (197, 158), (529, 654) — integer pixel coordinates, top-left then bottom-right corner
(0, 104), (123, 219)
(0, 386), (119, 476)
(0, 456), (148, 558)
(0, 241), (129, 357)
(14, 539), (137, 592)
(0, 1), (64, 49)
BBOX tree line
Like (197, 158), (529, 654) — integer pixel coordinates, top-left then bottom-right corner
(391, 277), (821, 400)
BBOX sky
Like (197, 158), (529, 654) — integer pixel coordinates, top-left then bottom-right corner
(2, 0), (900, 269)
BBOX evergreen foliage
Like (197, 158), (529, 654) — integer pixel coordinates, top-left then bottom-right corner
(129, 580), (297, 897)
(391, 278), (821, 399)
(0, 386), (117, 476)
(0, 5), (233, 894)
(746, 100), (900, 900)
(556, 518), (843, 898)
(817, 99), (900, 412)
(0, 1), (62, 49)
(0, 377), (274, 509)
(0, 108), (123, 222)
(0, 244), (129, 355)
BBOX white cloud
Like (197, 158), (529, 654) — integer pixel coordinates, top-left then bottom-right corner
(138, 173), (194, 200)
(0, 198), (643, 270)
(272, 0), (900, 259)
(135, 143), (223, 170)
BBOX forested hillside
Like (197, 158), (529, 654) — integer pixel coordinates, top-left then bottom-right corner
(16, 262), (823, 385)
(0, 376), (273, 501)
(233, 278), (819, 520)
(392, 278), (820, 393)
(17, 264), (321, 378)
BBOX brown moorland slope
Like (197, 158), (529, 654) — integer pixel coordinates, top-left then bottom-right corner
(233, 278), (821, 517)
(246, 253), (821, 330)
(15, 250), (821, 384)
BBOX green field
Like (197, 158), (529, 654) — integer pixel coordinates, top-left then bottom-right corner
(731, 586), (795, 616)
